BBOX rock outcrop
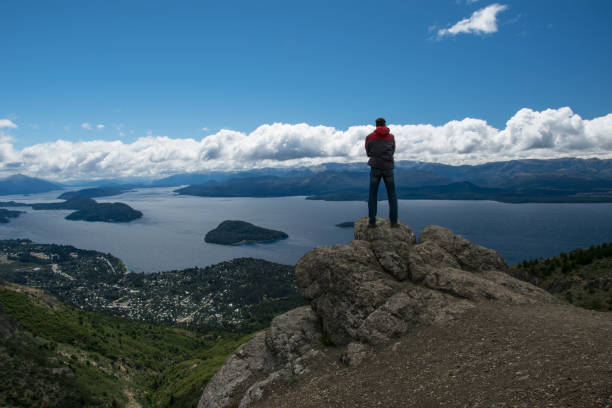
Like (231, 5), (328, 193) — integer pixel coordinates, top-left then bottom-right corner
(198, 218), (555, 408)
(198, 306), (321, 408)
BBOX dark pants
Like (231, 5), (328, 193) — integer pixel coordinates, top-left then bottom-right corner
(368, 167), (398, 225)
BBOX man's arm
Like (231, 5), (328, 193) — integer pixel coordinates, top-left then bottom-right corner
(365, 135), (372, 157)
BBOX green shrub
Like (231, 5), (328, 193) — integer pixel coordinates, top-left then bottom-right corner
(321, 332), (335, 347)
(0, 287), (249, 408)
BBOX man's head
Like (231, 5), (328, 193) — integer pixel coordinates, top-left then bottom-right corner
(375, 117), (386, 127)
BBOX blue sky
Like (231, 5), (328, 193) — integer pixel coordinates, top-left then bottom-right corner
(1, 0), (612, 180)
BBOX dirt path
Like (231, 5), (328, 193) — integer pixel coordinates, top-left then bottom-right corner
(124, 389), (141, 408)
(258, 303), (612, 408)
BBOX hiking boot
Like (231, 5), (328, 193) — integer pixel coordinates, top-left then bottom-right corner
(367, 223), (377, 229)
(390, 223), (400, 228)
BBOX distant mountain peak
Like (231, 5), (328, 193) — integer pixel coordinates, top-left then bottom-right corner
(0, 174), (62, 195)
(5, 174), (36, 181)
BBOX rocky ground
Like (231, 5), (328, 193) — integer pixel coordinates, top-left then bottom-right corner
(197, 217), (611, 408)
(257, 302), (611, 408)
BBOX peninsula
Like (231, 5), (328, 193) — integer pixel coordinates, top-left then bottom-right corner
(205, 220), (288, 245)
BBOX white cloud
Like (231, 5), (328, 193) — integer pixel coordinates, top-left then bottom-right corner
(0, 119), (17, 129)
(438, 3), (508, 38)
(1, 107), (612, 181)
(96, 124), (105, 130)
(81, 122), (93, 130)
(0, 120), (18, 163)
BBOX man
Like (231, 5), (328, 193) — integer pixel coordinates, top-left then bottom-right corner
(365, 117), (398, 228)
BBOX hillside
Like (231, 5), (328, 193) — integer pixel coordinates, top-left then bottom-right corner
(197, 218), (612, 408)
(0, 240), (305, 332)
(0, 281), (247, 408)
(511, 242), (612, 311)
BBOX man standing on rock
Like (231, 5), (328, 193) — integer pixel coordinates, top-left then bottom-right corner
(365, 117), (398, 228)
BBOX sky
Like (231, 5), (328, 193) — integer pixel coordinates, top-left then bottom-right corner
(1, 0), (612, 180)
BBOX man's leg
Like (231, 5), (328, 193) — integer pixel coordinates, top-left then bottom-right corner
(368, 168), (382, 225)
(382, 170), (398, 225)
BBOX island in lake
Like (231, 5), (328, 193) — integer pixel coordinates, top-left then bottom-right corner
(1, 197), (142, 223)
(205, 220), (288, 245)
(0, 209), (24, 223)
(57, 186), (132, 200)
(335, 221), (355, 228)
(31, 197), (143, 223)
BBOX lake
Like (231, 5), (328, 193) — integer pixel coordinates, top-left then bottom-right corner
(1, 187), (612, 272)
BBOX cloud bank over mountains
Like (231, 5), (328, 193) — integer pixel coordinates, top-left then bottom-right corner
(1, 107), (612, 181)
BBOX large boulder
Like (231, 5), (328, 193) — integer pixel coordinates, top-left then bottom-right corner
(264, 305), (322, 371)
(295, 218), (553, 347)
(198, 218), (556, 407)
(295, 235), (474, 346)
(198, 306), (321, 408)
(295, 239), (402, 345)
(354, 217), (416, 281)
(198, 332), (269, 408)
(419, 225), (509, 272)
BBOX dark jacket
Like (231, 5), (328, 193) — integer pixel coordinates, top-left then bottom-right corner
(365, 126), (395, 169)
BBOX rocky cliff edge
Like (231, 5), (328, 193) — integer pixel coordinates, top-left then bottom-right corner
(198, 218), (555, 408)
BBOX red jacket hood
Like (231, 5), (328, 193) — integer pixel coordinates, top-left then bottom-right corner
(374, 126), (390, 136)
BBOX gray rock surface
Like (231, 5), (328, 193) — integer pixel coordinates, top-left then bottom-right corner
(51, 367), (75, 377)
(340, 342), (370, 367)
(198, 332), (268, 408)
(198, 306), (321, 408)
(264, 305), (321, 372)
(419, 225), (509, 272)
(354, 217), (416, 281)
(198, 218), (556, 407)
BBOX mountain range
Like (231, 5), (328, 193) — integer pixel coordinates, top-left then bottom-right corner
(176, 158), (612, 203)
(2, 158), (612, 202)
